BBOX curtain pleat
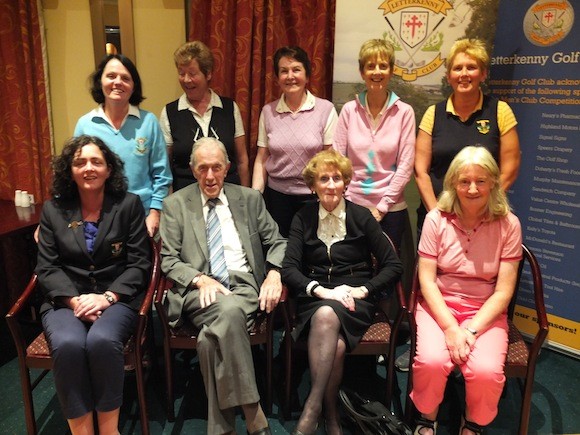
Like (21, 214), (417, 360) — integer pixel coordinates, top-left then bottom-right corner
(0, 0), (53, 202)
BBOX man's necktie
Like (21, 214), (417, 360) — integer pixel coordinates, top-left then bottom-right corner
(206, 198), (229, 288)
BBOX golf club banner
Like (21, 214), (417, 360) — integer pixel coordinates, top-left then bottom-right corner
(489, 0), (579, 356)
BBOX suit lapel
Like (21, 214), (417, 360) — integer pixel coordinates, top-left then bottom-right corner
(188, 184), (209, 261)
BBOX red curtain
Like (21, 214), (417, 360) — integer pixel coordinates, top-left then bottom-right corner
(188, 0), (336, 162)
(0, 0), (52, 202)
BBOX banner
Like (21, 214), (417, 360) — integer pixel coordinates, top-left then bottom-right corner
(490, 0), (579, 356)
(333, 0), (482, 116)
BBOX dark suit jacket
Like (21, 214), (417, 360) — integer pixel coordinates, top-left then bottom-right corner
(36, 192), (151, 313)
(160, 182), (287, 327)
(282, 200), (403, 300)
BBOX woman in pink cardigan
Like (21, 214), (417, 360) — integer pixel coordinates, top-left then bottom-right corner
(333, 39), (415, 253)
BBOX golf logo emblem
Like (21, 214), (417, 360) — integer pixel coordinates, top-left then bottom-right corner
(379, 0), (458, 82)
(522, 0), (574, 47)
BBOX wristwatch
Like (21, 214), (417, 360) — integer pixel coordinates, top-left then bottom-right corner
(104, 291), (116, 305)
(191, 273), (204, 288)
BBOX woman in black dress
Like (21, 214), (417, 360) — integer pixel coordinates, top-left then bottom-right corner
(282, 149), (403, 435)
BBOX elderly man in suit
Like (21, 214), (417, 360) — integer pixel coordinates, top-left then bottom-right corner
(160, 137), (286, 435)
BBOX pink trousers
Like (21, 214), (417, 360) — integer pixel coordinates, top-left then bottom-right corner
(409, 296), (508, 425)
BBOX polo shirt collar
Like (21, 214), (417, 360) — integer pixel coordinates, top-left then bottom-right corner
(276, 90), (315, 113)
(446, 90), (484, 117)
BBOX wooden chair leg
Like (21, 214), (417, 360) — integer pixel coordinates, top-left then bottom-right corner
(164, 343), (176, 422)
(518, 377), (533, 435)
(265, 339), (273, 415)
(19, 366), (38, 435)
(135, 356), (149, 435)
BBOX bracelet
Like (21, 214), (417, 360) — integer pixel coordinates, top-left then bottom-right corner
(465, 327), (478, 336)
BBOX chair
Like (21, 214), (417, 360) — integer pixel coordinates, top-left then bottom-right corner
(405, 243), (549, 435)
(284, 232), (408, 413)
(154, 274), (291, 421)
(5, 238), (161, 435)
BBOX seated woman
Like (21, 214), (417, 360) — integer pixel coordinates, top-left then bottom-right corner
(282, 149), (403, 435)
(410, 146), (522, 435)
(36, 135), (151, 434)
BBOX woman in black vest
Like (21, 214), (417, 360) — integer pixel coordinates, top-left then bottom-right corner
(414, 38), (521, 237)
(160, 41), (250, 191)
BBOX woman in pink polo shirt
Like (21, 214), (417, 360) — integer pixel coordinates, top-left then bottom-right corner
(410, 146), (522, 435)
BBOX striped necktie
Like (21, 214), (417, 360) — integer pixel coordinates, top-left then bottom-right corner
(206, 198), (229, 288)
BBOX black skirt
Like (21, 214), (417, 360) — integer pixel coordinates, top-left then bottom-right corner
(290, 294), (375, 351)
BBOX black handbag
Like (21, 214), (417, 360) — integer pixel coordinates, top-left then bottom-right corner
(339, 387), (412, 435)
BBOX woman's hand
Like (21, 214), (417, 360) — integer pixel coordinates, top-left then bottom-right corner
(334, 284), (368, 300)
(68, 293), (111, 322)
(369, 207), (385, 222)
(444, 324), (472, 365)
(314, 285), (355, 311)
(146, 209), (160, 237)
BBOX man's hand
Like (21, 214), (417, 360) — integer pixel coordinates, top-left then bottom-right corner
(196, 275), (232, 308)
(258, 269), (282, 313)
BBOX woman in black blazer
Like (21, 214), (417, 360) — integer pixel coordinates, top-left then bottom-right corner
(282, 150), (403, 435)
(36, 135), (151, 434)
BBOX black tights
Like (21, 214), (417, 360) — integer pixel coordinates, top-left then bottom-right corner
(296, 306), (346, 435)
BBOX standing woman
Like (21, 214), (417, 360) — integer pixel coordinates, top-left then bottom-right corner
(37, 135), (151, 435)
(160, 41), (250, 190)
(75, 54), (172, 237)
(252, 46), (338, 237)
(283, 150), (403, 435)
(333, 38), (415, 252)
(415, 38), (520, 235)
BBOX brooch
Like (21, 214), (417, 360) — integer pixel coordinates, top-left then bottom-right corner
(68, 220), (84, 229)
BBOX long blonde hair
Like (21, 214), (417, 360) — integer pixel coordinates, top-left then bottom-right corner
(438, 146), (510, 220)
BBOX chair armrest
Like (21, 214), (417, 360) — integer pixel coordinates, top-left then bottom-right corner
(6, 274), (38, 320)
(5, 274), (39, 363)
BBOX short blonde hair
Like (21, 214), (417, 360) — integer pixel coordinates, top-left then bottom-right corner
(358, 39), (395, 72)
(173, 41), (214, 76)
(302, 149), (353, 189)
(438, 146), (510, 219)
(446, 38), (489, 75)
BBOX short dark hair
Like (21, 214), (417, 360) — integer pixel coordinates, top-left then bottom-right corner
(52, 135), (128, 202)
(273, 46), (311, 78)
(90, 54), (144, 105)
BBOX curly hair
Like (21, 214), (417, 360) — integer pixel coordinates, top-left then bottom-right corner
(90, 54), (144, 105)
(358, 39), (395, 72)
(273, 46), (312, 78)
(52, 135), (128, 203)
(173, 41), (214, 76)
(438, 146), (510, 220)
(302, 149), (353, 189)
